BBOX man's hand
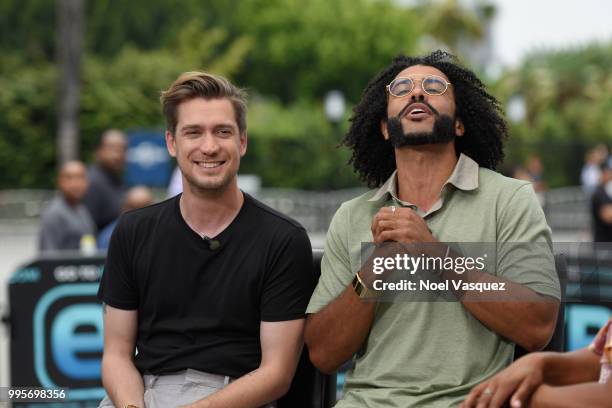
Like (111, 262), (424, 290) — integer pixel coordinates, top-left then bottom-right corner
(186, 319), (304, 408)
(460, 353), (545, 408)
(371, 206), (436, 244)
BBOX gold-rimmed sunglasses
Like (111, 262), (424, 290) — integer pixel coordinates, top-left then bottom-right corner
(386, 75), (451, 97)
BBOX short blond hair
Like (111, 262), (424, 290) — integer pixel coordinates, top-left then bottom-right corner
(160, 71), (247, 134)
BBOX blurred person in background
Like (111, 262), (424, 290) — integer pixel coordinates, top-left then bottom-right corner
(591, 161), (612, 242)
(526, 154), (546, 193)
(97, 186), (154, 250)
(39, 160), (96, 251)
(97, 72), (315, 408)
(511, 164), (531, 183)
(510, 157), (546, 205)
(305, 51), (560, 408)
(461, 315), (612, 408)
(581, 144), (608, 196)
(83, 129), (128, 232)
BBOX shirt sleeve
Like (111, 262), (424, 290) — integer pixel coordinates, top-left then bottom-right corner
(496, 183), (561, 300)
(39, 213), (62, 251)
(260, 226), (316, 322)
(97, 215), (138, 310)
(306, 203), (353, 314)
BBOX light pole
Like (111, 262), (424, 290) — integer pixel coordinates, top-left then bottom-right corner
(323, 90), (346, 194)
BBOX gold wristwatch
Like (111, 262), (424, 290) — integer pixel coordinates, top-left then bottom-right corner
(351, 273), (377, 299)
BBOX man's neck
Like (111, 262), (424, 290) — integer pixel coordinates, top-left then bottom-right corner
(179, 179), (244, 238)
(61, 194), (80, 208)
(96, 163), (121, 183)
(394, 143), (458, 211)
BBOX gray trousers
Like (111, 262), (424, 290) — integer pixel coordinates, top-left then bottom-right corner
(98, 368), (278, 408)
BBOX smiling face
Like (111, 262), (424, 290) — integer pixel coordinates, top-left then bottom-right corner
(382, 64), (464, 143)
(166, 97), (247, 194)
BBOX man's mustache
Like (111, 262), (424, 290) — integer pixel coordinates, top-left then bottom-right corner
(396, 100), (439, 119)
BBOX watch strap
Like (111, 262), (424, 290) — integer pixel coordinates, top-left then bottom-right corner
(352, 273), (377, 299)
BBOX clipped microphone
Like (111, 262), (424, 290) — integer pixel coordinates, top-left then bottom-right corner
(202, 235), (221, 251)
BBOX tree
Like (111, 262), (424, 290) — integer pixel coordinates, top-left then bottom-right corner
(494, 43), (612, 186)
(0, 0), (492, 189)
(414, 0), (486, 53)
(232, 0), (422, 103)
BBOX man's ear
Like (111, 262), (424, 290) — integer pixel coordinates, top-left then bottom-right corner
(455, 118), (465, 137)
(239, 131), (248, 157)
(165, 130), (177, 157)
(380, 120), (389, 140)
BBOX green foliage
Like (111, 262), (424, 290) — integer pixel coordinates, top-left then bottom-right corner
(81, 21), (252, 161)
(0, 60), (57, 187)
(0, 21), (250, 188)
(85, 0), (241, 56)
(416, 0), (484, 50)
(244, 98), (358, 189)
(232, 0), (421, 102)
(0, 0), (493, 189)
(0, 0), (55, 62)
(496, 43), (612, 187)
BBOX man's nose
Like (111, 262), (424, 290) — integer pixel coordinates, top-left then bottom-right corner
(410, 83), (426, 101)
(200, 134), (220, 155)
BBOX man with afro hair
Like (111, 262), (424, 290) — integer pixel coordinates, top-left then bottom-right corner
(304, 51), (561, 407)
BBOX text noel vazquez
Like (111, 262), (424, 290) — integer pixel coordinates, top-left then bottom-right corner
(373, 278), (506, 293)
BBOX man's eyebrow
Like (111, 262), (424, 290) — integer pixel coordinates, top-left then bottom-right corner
(180, 124), (201, 132)
(214, 123), (236, 129)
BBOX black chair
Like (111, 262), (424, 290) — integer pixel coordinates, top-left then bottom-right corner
(514, 253), (567, 360)
(278, 249), (337, 408)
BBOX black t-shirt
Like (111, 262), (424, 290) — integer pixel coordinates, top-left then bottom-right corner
(592, 185), (612, 242)
(97, 193), (316, 378)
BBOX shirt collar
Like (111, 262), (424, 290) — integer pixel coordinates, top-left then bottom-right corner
(368, 153), (479, 203)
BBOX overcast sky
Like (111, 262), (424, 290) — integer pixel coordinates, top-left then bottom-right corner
(491, 0), (612, 66)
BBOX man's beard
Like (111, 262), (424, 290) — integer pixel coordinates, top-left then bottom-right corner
(387, 114), (457, 148)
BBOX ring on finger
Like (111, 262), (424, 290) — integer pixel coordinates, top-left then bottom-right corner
(482, 388), (493, 396)
(390, 205), (396, 214)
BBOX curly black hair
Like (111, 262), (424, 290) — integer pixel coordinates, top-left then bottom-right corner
(343, 50), (507, 188)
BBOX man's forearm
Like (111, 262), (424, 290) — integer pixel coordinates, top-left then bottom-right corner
(305, 284), (376, 374)
(188, 366), (290, 408)
(529, 382), (612, 408)
(441, 266), (559, 351)
(102, 355), (145, 408)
